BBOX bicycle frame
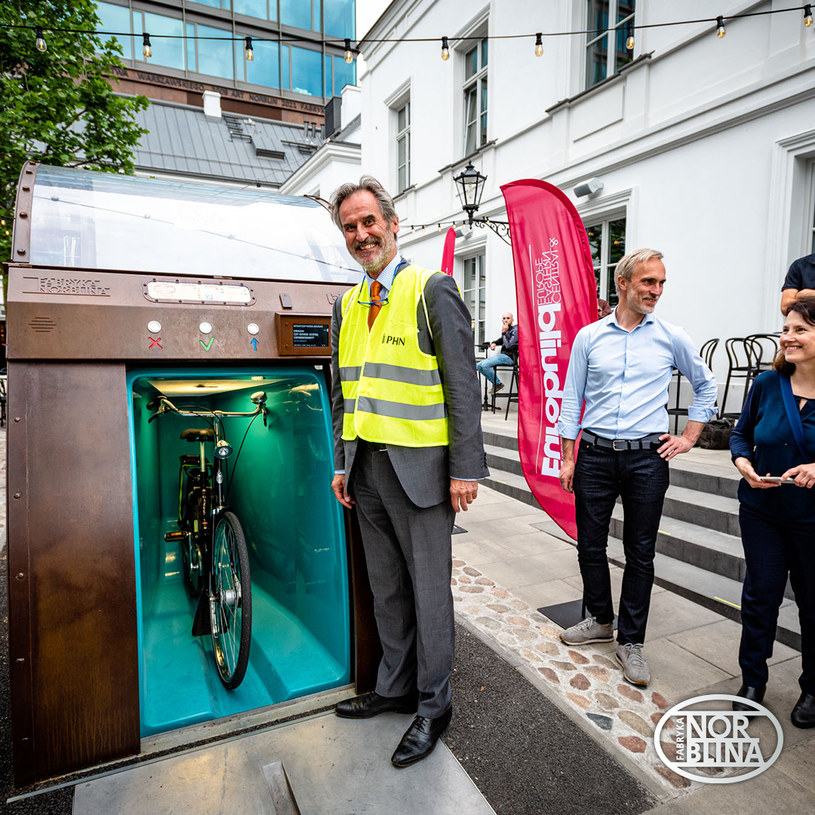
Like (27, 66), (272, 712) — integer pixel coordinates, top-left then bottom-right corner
(154, 392), (264, 689)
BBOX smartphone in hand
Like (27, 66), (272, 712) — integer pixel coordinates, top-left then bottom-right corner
(758, 476), (795, 484)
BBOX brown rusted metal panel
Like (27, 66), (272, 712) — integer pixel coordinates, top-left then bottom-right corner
(10, 162), (37, 263)
(344, 508), (381, 694)
(5, 266), (346, 362)
(7, 362), (140, 785)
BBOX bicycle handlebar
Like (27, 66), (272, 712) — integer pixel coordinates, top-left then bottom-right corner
(149, 394), (268, 422)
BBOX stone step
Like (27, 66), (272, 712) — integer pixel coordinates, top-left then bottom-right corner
(662, 484), (740, 536)
(606, 537), (801, 652)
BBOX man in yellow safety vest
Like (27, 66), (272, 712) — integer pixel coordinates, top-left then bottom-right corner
(330, 176), (488, 767)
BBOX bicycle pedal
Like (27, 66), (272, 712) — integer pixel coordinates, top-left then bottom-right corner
(164, 530), (186, 542)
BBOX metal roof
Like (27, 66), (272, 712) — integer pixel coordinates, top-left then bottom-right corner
(133, 100), (323, 188)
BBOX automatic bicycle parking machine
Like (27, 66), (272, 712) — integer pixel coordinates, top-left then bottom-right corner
(4, 163), (380, 786)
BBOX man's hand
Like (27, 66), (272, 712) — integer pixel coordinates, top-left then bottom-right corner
(559, 460), (575, 493)
(658, 420), (705, 460)
(450, 478), (478, 512)
(331, 473), (355, 508)
(656, 433), (695, 460)
(489, 342), (497, 350)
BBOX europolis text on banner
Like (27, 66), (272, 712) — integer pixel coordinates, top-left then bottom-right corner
(501, 180), (597, 540)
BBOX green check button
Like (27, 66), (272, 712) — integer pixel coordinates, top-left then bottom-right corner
(200, 337), (214, 351)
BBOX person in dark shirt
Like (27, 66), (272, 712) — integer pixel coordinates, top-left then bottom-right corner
(476, 312), (518, 394)
(781, 252), (815, 315)
(730, 296), (815, 727)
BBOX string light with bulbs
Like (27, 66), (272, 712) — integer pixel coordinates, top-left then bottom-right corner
(14, 5), (815, 65)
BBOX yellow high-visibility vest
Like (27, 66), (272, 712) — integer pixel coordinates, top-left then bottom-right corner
(338, 265), (449, 447)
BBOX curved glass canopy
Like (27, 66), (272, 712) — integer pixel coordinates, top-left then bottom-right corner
(26, 165), (361, 284)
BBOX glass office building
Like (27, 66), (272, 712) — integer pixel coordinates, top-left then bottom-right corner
(96, 1), (356, 100)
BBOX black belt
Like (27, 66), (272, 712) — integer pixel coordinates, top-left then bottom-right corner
(359, 438), (388, 452)
(581, 430), (663, 451)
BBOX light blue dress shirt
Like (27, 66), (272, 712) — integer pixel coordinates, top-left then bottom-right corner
(557, 310), (718, 440)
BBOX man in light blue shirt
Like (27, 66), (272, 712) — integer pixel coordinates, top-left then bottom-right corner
(556, 248), (717, 686)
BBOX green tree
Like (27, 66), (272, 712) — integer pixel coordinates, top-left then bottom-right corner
(0, 0), (149, 264)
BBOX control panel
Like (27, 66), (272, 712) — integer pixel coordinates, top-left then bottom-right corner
(7, 268), (346, 361)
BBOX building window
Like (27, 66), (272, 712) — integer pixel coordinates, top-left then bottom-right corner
(462, 254), (487, 345)
(585, 216), (626, 307)
(585, 0), (635, 89)
(463, 37), (488, 156)
(396, 100), (410, 194)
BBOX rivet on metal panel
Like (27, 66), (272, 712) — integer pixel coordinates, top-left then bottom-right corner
(19, 212), (28, 218)
(15, 658), (25, 663)
(14, 417), (20, 422)
(16, 249), (26, 256)
(13, 493), (21, 499)
(16, 573), (24, 580)
(20, 737), (30, 743)
(22, 186), (30, 192)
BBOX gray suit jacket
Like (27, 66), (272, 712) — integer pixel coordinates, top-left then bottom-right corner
(331, 268), (488, 508)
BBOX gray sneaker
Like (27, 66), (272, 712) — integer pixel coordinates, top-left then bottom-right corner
(616, 643), (650, 686)
(560, 615), (614, 645)
(490, 381), (505, 394)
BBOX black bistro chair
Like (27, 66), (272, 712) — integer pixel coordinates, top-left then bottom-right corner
(667, 338), (719, 434)
(720, 337), (763, 419)
(745, 333), (780, 381)
(490, 360), (519, 420)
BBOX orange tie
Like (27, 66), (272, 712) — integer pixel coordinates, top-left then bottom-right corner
(368, 280), (383, 330)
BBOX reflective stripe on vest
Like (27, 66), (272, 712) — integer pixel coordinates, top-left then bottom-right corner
(338, 265), (449, 448)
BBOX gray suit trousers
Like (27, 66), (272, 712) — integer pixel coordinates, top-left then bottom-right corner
(351, 442), (455, 718)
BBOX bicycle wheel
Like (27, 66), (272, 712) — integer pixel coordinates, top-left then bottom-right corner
(209, 511), (252, 689)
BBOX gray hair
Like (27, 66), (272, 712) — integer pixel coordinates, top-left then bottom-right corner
(614, 248), (664, 295)
(330, 176), (398, 231)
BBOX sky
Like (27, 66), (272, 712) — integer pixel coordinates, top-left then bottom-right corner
(356, 0), (390, 40)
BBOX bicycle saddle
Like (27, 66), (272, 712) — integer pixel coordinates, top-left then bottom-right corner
(181, 428), (215, 442)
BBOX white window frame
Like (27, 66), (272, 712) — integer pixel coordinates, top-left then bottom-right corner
(585, 0), (636, 90)
(766, 129), (815, 326)
(462, 36), (488, 156)
(461, 252), (487, 346)
(395, 99), (411, 195)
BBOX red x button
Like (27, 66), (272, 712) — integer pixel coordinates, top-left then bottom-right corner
(149, 337), (163, 349)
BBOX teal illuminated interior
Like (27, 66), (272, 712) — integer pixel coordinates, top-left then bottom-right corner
(127, 367), (350, 737)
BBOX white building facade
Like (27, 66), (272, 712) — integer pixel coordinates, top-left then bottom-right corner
(354, 0), (815, 379)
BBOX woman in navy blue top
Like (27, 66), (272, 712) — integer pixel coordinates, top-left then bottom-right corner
(730, 297), (815, 727)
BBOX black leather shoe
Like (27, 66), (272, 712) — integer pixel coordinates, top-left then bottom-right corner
(791, 692), (815, 728)
(391, 707), (453, 768)
(732, 684), (766, 711)
(335, 691), (417, 719)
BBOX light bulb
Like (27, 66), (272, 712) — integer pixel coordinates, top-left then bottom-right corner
(805, 5), (813, 27)
(35, 26), (47, 52)
(244, 36), (254, 61)
(534, 33), (543, 57)
(716, 16), (726, 39)
(626, 33), (635, 50)
(441, 36), (450, 61)
(344, 38), (354, 63)
(142, 33), (152, 59)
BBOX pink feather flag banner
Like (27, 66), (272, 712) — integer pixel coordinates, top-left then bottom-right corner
(500, 179), (598, 540)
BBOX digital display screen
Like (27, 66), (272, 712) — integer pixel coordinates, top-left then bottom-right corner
(145, 280), (253, 304)
(292, 323), (330, 347)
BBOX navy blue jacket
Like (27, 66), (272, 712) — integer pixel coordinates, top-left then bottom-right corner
(730, 370), (815, 522)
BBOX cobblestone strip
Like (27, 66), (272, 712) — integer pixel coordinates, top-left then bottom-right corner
(451, 558), (695, 794)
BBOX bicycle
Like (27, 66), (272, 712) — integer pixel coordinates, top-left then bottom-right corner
(150, 390), (268, 689)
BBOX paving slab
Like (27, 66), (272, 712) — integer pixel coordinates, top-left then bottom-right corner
(72, 713), (496, 815)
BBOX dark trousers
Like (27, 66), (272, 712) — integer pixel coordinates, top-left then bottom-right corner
(738, 504), (815, 695)
(351, 443), (455, 718)
(574, 441), (669, 644)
